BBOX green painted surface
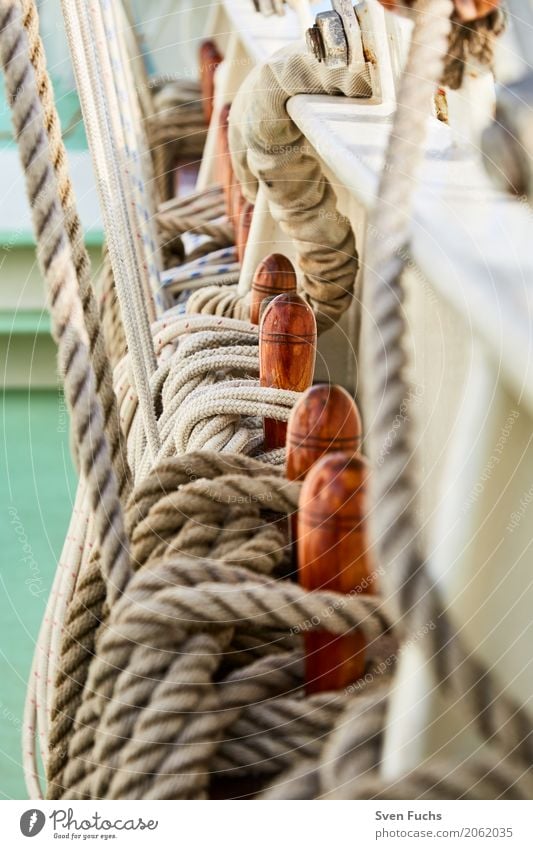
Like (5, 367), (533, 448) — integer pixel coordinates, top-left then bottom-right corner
(0, 311), (51, 336)
(0, 229), (104, 248)
(0, 390), (76, 799)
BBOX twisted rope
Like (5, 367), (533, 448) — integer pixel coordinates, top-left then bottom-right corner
(0, 0), (132, 798)
(186, 283), (248, 320)
(48, 452), (394, 799)
(229, 44), (370, 330)
(93, 245), (127, 368)
(441, 8), (506, 89)
(112, 317), (295, 482)
(47, 308), (300, 795)
(19, 0), (130, 497)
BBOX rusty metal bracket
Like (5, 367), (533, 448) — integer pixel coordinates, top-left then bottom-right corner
(354, 1), (378, 66)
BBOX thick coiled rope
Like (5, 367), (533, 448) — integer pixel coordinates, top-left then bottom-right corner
(47, 451), (394, 799)
(46, 308), (301, 796)
(93, 246), (127, 368)
(364, 0), (532, 760)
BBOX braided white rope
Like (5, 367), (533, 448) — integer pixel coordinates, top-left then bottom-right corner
(61, 0), (161, 460)
(112, 317), (299, 482)
(97, 0), (164, 312)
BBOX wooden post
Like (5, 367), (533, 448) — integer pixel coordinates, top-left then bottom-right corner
(217, 103), (234, 218)
(286, 384), (362, 481)
(236, 200), (254, 263)
(286, 383), (362, 558)
(199, 40), (222, 124)
(218, 105), (247, 230)
(298, 452), (375, 693)
(251, 254), (297, 325)
(259, 292), (316, 450)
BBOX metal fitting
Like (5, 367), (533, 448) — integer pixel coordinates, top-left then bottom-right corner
(306, 1), (365, 70)
(306, 11), (347, 67)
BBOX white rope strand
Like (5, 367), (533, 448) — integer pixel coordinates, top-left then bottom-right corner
(61, 0), (161, 460)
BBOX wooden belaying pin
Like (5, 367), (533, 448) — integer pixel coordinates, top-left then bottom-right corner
(236, 199), (253, 263)
(230, 181), (244, 226)
(199, 40), (222, 124)
(286, 384), (362, 481)
(259, 292), (316, 451)
(217, 103), (234, 218)
(298, 452), (375, 694)
(251, 254), (297, 325)
(286, 384), (362, 557)
(218, 105), (246, 229)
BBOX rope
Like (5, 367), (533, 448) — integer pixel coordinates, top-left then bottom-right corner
(18, 0), (129, 498)
(16, 0), (522, 802)
(46, 313), (301, 794)
(121, 322), (297, 481)
(93, 245), (127, 368)
(186, 282), (248, 320)
(24, 480), (90, 796)
(441, 7), (506, 90)
(21, 0), (218, 793)
(0, 0), (131, 797)
(157, 210), (234, 247)
(46, 548), (107, 800)
(62, 0), (161, 460)
(47, 451), (394, 799)
(129, 10), (207, 205)
(97, 0), (163, 314)
(229, 44), (370, 330)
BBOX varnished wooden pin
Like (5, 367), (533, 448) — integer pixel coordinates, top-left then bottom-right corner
(231, 182), (245, 228)
(217, 103), (234, 218)
(298, 452), (375, 694)
(199, 40), (222, 125)
(236, 200), (254, 263)
(259, 292), (316, 451)
(286, 384), (362, 481)
(286, 384), (362, 559)
(251, 254), (297, 325)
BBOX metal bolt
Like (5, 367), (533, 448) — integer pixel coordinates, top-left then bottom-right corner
(306, 24), (326, 62)
(306, 11), (348, 68)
